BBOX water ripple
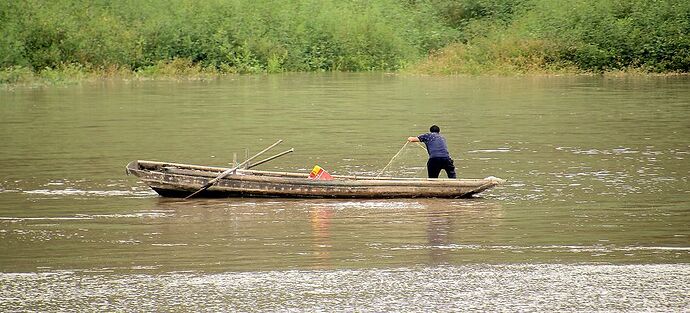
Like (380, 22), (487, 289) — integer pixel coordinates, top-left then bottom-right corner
(0, 264), (688, 312)
(23, 188), (156, 197)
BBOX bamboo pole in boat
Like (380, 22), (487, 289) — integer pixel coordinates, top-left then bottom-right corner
(246, 148), (294, 169)
(185, 139), (283, 199)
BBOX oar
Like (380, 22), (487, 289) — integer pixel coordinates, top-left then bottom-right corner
(246, 148), (294, 169)
(185, 140), (283, 199)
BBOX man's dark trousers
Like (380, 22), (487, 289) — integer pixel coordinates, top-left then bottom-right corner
(427, 157), (456, 179)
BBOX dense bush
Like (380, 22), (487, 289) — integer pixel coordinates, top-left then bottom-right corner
(1, 0), (688, 77)
(522, 0), (690, 72)
(0, 0), (455, 74)
(414, 0), (690, 73)
(422, 0), (531, 36)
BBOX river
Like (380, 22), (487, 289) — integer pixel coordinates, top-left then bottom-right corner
(1, 73), (688, 311)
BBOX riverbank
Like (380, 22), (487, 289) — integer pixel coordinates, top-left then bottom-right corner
(2, 61), (687, 90)
(0, 60), (226, 88)
(406, 42), (690, 77)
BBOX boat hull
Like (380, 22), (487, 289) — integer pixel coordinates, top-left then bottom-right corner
(126, 160), (504, 199)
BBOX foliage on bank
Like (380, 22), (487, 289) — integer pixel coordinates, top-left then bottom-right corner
(0, 0), (454, 82)
(1, 0), (689, 83)
(412, 0), (690, 74)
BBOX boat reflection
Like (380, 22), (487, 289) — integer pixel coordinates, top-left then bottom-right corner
(310, 207), (333, 269)
(145, 197), (504, 271)
(421, 199), (504, 265)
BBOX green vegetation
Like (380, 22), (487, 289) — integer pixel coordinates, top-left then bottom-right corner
(0, 0), (455, 84)
(1, 0), (689, 84)
(412, 0), (690, 74)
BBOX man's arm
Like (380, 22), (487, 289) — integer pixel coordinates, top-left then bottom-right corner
(407, 136), (420, 142)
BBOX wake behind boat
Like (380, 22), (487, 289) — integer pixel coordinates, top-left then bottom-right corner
(125, 160), (505, 199)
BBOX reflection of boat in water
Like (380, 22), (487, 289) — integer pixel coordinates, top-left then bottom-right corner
(143, 197), (504, 270)
(126, 160), (505, 199)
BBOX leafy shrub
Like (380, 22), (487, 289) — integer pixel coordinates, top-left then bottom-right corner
(410, 0), (690, 74)
(0, 0), (457, 74)
(518, 0), (690, 72)
(2, 0), (688, 78)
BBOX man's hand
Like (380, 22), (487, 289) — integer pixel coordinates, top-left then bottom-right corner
(407, 136), (420, 142)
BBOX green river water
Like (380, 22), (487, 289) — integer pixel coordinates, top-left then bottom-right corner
(0, 73), (688, 311)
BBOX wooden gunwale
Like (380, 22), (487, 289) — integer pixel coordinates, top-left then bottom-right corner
(134, 160), (486, 183)
(130, 160), (493, 187)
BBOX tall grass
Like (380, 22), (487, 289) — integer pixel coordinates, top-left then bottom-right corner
(1, 0), (689, 82)
(411, 0), (690, 74)
(522, 0), (690, 72)
(0, 0), (455, 77)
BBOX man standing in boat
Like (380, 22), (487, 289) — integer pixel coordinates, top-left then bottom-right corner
(407, 125), (457, 179)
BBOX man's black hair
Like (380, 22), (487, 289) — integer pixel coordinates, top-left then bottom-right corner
(430, 125), (440, 133)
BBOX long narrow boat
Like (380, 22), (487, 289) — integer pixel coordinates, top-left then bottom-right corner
(126, 160), (505, 198)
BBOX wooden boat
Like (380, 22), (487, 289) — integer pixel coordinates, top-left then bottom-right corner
(126, 160), (505, 198)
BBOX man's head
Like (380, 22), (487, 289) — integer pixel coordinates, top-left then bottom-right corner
(430, 125), (440, 133)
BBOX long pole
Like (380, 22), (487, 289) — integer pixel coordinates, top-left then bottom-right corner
(185, 140), (283, 199)
(246, 148), (294, 169)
